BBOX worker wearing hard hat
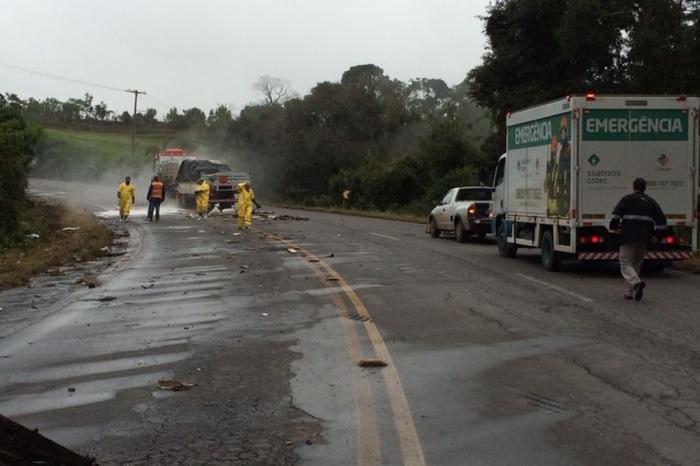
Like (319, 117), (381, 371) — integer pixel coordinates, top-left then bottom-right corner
(117, 176), (135, 222)
(236, 182), (255, 229)
(194, 178), (210, 220)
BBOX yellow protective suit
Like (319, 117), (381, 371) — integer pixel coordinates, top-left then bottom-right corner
(237, 183), (253, 228)
(117, 182), (135, 219)
(194, 181), (210, 215)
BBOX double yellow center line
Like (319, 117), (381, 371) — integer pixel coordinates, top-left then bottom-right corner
(261, 231), (426, 466)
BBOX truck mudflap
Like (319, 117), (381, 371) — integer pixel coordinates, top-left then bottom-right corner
(578, 251), (694, 261)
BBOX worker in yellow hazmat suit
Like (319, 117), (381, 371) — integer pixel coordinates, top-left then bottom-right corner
(236, 182), (254, 229)
(194, 178), (210, 219)
(117, 176), (136, 222)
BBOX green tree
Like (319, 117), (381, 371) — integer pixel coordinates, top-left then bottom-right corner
(468, 0), (633, 159)
(0, 94), (43, 245)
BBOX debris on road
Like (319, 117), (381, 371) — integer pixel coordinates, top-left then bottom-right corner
(26, 233), (40, 240)
(233, 232), (241, 236)
(358, 358), (387, 368)
(62, 226), (81, 232)
(327, 253), (335, 258)
(67, 387), (76, 393)
(326, 277), (339, 282)
(275, 214), (309, 222)
(96, 296), (117, 302)
(77, 275), (101, 288)
(308, 259), (320, 263)
(287, 247), (298, 254)
(158, 379), (195, 391)
(240, 265), (249, 269)
(141, 283), (155, 289)
(261, 312), (270, 317)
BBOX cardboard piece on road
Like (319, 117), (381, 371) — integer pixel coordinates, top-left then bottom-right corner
(358, 358), (387, 368)
(158, 379), (195, 391)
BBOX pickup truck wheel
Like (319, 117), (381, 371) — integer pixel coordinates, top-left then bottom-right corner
(497, 223), (517, 258)
(429, 217), (441, 238)
(455, 219), (467, 243)
(541, 230), (560, 271)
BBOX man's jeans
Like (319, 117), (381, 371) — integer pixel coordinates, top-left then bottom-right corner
(619, 242), (646, 296)
(147, 199), (162, 221)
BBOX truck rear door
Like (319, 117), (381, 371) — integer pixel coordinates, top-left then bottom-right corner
(578, 98), (695, 231)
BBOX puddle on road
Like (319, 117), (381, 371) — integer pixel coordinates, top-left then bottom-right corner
(0, 370), (172, 417)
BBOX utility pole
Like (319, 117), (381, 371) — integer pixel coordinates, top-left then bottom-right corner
(125, 89), (147, 166)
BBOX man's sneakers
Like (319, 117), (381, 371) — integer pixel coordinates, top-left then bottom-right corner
(633, 281), (646, 301)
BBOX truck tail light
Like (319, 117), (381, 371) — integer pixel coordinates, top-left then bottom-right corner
(579, 235), (604, 245)
(585, 93), (596, 101)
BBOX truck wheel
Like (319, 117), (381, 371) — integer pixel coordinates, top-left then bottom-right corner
(429, 217), (441, 238)
(455, 219), (467, 243)
(497, 222), (517, 258)
(541, 230), (560, 271)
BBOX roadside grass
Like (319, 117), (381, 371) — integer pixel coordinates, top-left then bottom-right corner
(35, 128), (174, 180)
(275, 203), (427, 224)
(44, 128), (170, 159)
(0, 199), (113, 289)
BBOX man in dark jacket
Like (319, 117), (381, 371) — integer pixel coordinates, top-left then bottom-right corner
(609, 178), (667, 301)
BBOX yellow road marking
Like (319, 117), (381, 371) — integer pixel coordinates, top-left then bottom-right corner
(260, 231), (426, 466)
(304, 254), (383, 465)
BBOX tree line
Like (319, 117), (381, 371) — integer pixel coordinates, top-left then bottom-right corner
(468, 0), (700, 159)
(204, 66), (490, 212)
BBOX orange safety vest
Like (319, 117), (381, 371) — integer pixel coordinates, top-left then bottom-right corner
(150, 181), (164, 200)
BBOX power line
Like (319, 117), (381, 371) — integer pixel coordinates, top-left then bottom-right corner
(0, 61), (128, 93)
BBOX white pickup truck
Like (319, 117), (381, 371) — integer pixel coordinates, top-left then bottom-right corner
(428, 186), (494, 242)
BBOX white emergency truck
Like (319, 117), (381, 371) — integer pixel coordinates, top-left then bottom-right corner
(491, 94), (698, 270)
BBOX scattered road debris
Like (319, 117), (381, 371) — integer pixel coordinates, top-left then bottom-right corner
(308, 259), (320, 263)
(358, 358), (387, 368)
(240, 265), (249, 269)
(261, 312), (270, 317)
(96, 296), (117, 302)
(287, 247), (298, 254)
(275, 214), (309, 221)
(158, 379), (195, 391)
(61, 226), (81, 232)
(327, 253), (335, 258)
(326, 276), (339, 282)
(26, 233), (40, 239)
(233, 232), (241, 236)
(67, 387), (76, 393)
(77, 276), (100, 289)
(141, 283), (155, 289)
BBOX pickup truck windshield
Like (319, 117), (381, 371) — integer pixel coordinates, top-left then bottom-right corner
(455, 188), (493, 202)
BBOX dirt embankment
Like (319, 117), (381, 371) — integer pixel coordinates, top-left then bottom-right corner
(0, 200), (113, 289)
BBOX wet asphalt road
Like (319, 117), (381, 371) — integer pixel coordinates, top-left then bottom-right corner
(2, 179), (700, 465)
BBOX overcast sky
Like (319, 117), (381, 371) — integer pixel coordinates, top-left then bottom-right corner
(1, 0), (490, 117)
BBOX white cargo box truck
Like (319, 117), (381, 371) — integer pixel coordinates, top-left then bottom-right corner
(491, 94), (698, 270)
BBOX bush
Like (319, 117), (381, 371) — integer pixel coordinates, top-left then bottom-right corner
(0, 94), (43, 247)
